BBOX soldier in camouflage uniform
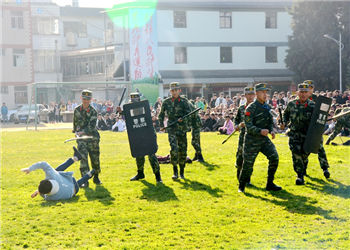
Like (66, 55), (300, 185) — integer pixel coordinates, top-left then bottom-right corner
(303, 80), (330, 178)
(73, 90), (101, 187)
(282, 83), (315, 185)
(159, 82), (191, 180)
(238, 83), (282, 193)
(189, 101), (204, 162)
(325, 108), (350, 145)
(117, 93), (162, 183)
(234, 86), (255, 181)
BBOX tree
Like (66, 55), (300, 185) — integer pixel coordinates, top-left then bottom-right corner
(285, 1), (350, 91)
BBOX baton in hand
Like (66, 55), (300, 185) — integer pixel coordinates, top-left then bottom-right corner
(222, 130), (237, 144)
(278, 105), (284, 125)
(118, 87), (127, 107)
(164, 108), (201, 129)
(64, 136), (93, 143)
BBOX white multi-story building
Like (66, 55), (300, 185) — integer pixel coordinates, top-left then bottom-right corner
(1, 0), (33, 109)
(155, 0), (294, 98)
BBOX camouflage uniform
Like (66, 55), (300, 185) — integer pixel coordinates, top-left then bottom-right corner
(326, 110), (350, 144)
(283, 95), (314, 180)
(239, 83), (281, 192)
(159, 87), (191, 178)
(188, 102), (203, 161)
(304, 80), (330, 171)
(234, 104), (246, 177)
(73, 104), (101, 177)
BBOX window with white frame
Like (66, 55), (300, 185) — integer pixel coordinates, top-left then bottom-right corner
(33, 50), (56, 72)
(265, 47), (277, 63)
(265, 12), (277, 29)
(14, 86), (28, 104)
(11, 11), (24, 29)
(32, 17), (59, 35)
(174, 47), (187, 64)
(13, 49), (25, 67)
(174, 11), (186, 28)
(220, 11), (232, 29)
(1, 86), (9, 94)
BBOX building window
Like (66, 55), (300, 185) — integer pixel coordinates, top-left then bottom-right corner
(220, 11), (232, 29)
(174, 47), (187, 64)
(0, 48), (5, 56)
(32, 17), (59, 35)
(265, 47), (277, 63)
(34, 50), (56, 72)
(1, 86), (9, 94)
(14, 86), (28, 104)
(220, 47), (232, 63)
(265, 12), (277, 29)
(63, 21), (87, 38)
(13, 49), (25, 67)
(174, 11), (186, 28)
(11, 11), (24, 29)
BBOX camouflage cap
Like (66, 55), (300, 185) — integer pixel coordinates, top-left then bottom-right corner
(255, 83), (270, 92)
(304, 80), (315, 89)
(298, 83), (309, 92)
(244, 86), (255, 95)
(81, 89), (92, 100)
(170, 82), (181, 90)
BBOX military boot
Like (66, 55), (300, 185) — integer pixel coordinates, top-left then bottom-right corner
(295, 173), (305, 185)
(323, 169), (330, 179)
(172, 166), (178, 180)
(155, 172), (162, 183)
(179, 165), (185, 179)
(130, 171), (145, 181)
(197, 152), (204, 162)
(266, 175), (282, 191)
(93, 173), (102, 185)
(238, 182), (246, 193)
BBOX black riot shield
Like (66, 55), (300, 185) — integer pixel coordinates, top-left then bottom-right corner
(123, 100), (158, 158)
(303, 96), (332, 154)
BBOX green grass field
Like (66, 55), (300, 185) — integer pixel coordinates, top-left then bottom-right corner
(1, 130), (350, 249)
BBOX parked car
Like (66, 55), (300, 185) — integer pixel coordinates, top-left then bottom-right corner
(13, 104), (49, 124)
(0, 109), (17, 122)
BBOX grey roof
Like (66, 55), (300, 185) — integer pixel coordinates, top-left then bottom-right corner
(157, 0), (293, 10)
(159, 69), (294, 79)
(60, 6), (104, 17)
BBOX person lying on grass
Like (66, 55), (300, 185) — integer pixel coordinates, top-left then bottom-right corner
(21, 147), (95, 201)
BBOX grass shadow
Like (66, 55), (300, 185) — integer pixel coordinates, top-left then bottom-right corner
(305, 176), (350, 199)
(245, 187), (338, 220)
(40, 195), (80, 206)
(140, 180), (178, 202)
(179, 179), (224, 197)
(84, 185), (115, 206)
(198, 161), (220, 171)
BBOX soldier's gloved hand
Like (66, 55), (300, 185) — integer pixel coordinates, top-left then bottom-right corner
(116, 106), (122, 113)
(280, 124), (285, 130)
(160, 127), (165, 132)
(260, 129), (269, 137)
(178, 118), (183, 123)
(239, 122), (245, 128)
(76, 132), (84, 137)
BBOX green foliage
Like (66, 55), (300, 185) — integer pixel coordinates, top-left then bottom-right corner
(285, 1), (350, 90)
(1, 130), (350, 248)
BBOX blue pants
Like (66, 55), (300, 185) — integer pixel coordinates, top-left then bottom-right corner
(55, 158), (93, 194)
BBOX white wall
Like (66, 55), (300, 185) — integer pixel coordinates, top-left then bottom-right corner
(157, 10), (292, 43)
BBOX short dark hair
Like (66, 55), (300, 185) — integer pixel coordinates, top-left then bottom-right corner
(38, 180), (52, 194)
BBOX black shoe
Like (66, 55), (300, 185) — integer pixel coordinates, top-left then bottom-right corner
(192, 153), (198, 161)
(238, 182), (246, 193)
(323, 169), (330, 179)
(172, 166), (178, 180)
(93, 174), (102, 184)
(81, 182), (89, 188)
(155, 172), (162, 183)
(197, 152), (204, 162)
(73, 146), (82, 161)
(295, 177), (305, 185)
(130, 171), (145, 181)
(266, 182), (282, 191)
